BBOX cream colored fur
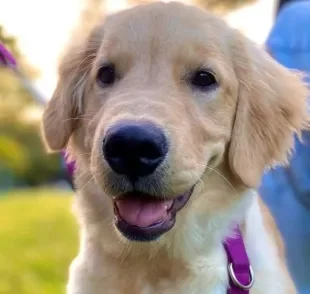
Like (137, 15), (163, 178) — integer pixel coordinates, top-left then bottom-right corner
(41, 2), (308, 293)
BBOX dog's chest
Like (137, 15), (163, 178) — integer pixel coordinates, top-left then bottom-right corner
(100, 274), (227, 294)
(138, 277), (227, 294)
(98, 258), (229, 294)
(69, 250), (288, 294)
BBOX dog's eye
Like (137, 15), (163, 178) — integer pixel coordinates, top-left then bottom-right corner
(191, 70), (217, 89)
(97, 65), (115, 86)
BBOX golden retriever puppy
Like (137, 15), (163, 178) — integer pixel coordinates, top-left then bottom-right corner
(41, 2), (308, 293)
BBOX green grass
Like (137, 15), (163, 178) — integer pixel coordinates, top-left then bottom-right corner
(0, 188), (78, 294)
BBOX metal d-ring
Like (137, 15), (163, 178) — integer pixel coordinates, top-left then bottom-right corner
(228, 263), (255, 290)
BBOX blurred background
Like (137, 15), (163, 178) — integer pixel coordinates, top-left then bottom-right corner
(1, 0), (309, 293)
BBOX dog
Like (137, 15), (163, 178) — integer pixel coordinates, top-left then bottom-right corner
(41, 2), (308, 293)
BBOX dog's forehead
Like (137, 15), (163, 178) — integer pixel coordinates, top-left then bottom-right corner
(101, 2), (230, 59)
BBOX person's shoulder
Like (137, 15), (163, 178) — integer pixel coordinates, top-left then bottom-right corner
(279, 0), (310, 16)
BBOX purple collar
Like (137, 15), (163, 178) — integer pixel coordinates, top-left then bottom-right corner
(224, 227), (254, 293)
(61, 150), (76, 177)
(0, 43), (17, 67)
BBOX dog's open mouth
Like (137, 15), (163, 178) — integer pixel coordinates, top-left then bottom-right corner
(113, 186), (195, 242)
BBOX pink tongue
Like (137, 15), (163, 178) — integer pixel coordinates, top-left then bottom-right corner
(116, 197), (173, 227)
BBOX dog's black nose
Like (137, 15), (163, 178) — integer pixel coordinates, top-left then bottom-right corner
(103, 121), (168, 178)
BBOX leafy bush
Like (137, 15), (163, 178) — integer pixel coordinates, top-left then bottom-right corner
(0, 117), (62, 186)
(0, 26), (62, 187)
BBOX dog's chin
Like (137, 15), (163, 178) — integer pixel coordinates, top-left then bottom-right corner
(112, 186), (195, 242)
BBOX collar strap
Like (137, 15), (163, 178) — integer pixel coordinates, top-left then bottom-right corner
(224, 227), (254, 294)
(62, 150), (76, 177)
(62, 151), (76, 190)
(0, 43), (17, 68)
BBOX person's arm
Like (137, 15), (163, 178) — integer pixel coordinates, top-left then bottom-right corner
(276, 0), (299, 15)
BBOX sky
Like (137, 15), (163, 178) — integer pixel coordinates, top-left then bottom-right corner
(0, 0), (276, 101)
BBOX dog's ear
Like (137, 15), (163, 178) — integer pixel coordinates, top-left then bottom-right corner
(229, 34), (309, 187)
(41, 24), (104, 151)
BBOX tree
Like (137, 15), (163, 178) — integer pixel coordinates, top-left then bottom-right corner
(71, 0), (104, 39)
(75, 0), (258, 30)
(0, 26), (40, 113)
(0, 26), (61, 188)
(128, 0), (257, 13)
(195, 0), (257, 13)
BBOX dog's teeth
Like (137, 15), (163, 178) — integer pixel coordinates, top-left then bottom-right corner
(165, 205), (168, 210)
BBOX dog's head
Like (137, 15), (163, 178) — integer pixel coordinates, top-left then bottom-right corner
(42, 2), (308, 243)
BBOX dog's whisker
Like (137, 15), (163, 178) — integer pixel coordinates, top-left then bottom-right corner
(62, 117), (92, 123)
(77, 176), (94, 194)
(190, 169), (205, 190)
(119, 243), (132, 265)
(204, 165), (238, 198)
(74, 165), (92, 183)
(73, 151), (92, 157)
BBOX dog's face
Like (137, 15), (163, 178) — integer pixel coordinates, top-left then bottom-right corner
(42, 2), (307, 243)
